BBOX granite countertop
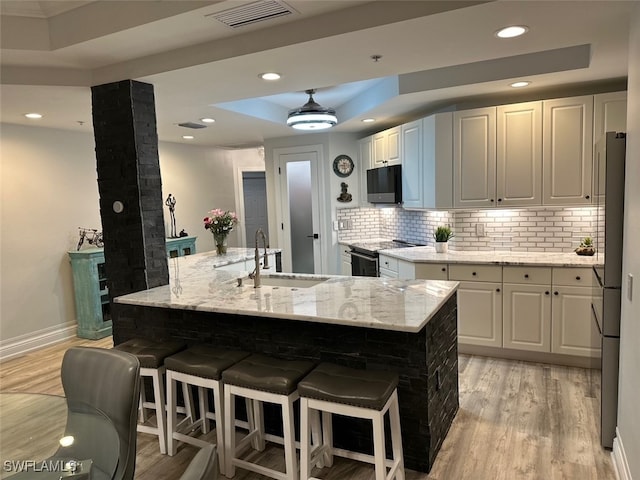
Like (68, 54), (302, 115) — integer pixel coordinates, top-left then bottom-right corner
(116, 251), (459, 333)
(376, 246), (602, 267)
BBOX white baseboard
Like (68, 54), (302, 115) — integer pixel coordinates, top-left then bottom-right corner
(0, 322), (77, 362)
(612, 427), (632, 480)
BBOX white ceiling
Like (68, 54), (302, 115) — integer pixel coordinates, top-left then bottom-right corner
(0, 0), (634, 149)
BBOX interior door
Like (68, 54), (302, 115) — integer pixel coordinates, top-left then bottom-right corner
(275, 147), (323, 273)
(242, 171), (269, 246)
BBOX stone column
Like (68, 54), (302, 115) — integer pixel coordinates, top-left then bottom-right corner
(91, 80), (168, 338)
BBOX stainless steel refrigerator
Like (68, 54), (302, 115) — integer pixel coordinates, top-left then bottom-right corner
(591, 131), (626, 449)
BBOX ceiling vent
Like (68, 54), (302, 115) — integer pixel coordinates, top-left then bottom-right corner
(178, 122), (207, 129)
(206, 0), (295, 29)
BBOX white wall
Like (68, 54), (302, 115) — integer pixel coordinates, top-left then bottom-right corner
(616, 4), (640, 477)
(0, 123), (263, 346)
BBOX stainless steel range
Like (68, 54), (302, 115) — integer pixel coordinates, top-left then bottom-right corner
(348, 240), (422, 277)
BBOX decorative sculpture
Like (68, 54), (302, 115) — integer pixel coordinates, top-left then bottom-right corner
(337, 182), (353, 203)
(165, 193), (177, 238)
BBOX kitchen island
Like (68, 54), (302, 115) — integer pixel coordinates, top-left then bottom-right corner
(113, 252), (460, 472)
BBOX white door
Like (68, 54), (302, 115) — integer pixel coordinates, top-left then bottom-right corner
(275, 146), (323, 274)
(457, 281), (503, 347)
(503, 283), (551, 352)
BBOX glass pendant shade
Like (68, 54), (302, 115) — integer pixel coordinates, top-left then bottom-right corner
(287, 89), (337, 130)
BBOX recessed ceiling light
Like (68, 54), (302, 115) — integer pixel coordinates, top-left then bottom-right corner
(495, 25), (529, 39)
(24, 113), (43, 119)
(510, 81), (531, 88)
(182, 135), (194, 140)
(200, 118), (215, 123)
(260, 72), (281, 81)
(362, 118), (376, 123)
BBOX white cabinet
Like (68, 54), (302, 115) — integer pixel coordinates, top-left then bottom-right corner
(401, 120), (423, 208)
(378, 254), (399, 278)
(450, 264), (503, 347)
(542, 95), (594, 205)
(358, 136), (373, 204)
(502, 267), (552, 353)
(397, 261), (449, 280)
(340, 246), (351, 276)
(593, 91), (627, 142)
(454, 107), (496, 208)
(401, 113), (453, 209)
(496, 101), (542, 206)
(551, 267), (600, 357)
(372, 126), (401, 167)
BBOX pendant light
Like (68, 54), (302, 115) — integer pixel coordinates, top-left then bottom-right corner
(287, 89), (337, 130)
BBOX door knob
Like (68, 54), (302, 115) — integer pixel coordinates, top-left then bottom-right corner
(306, 233), (319, 239)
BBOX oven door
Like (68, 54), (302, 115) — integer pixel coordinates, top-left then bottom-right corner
(350, 250), (379, 277)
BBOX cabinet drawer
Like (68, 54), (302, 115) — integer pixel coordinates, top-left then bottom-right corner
(379, 255), (398, 273)
(552, 267), (594, 287)
(503, 266), (551, 285)
(449, 264), (502, 283)
(415, 263), (449, 280)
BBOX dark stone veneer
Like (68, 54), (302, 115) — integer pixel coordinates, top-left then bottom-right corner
(113, 293), (459, 472)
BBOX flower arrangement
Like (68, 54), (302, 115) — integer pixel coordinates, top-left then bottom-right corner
(204, 209), (238, 254)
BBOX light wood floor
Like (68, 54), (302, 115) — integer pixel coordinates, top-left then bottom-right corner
(0, 338), (615, 479)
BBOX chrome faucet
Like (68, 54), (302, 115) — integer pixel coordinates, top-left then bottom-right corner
(248, 228), (270, 287)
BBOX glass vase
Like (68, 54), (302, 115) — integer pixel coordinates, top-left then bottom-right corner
(213, 233), (228, 255)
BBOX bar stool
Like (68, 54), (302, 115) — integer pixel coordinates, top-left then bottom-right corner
(114, 338), (186, 454)
(222, 354), (315, 480)
(298, 363), (405, 480)
(165, 344), (250, 472)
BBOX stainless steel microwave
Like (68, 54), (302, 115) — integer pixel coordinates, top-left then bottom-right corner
(366, 165), (402, 204)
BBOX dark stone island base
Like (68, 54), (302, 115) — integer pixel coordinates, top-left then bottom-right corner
(112, 293), (459, 472)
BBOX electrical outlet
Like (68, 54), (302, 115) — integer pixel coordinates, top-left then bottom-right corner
(332, 220), (339, 231)
(476, 222), (485, 237)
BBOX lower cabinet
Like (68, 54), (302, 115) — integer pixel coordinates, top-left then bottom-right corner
(551, 285), (600, 357)
(503, 283), (552, 352)
(340, 247), (351, 276)
(456, 281), (503, 347)
(379, 254), (399, 278)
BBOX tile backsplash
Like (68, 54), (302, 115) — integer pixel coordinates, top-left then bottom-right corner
(337, 206), (599, 253)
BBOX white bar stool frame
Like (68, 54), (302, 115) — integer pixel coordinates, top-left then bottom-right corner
(300, 390), (405, 480)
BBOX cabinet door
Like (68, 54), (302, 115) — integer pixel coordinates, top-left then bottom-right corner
(543, 96), (593, 205)
(454, 107), (496, 208)
(551, 286), (601, 357)
(423, 112), (453, 209)
(401, 120), (423, 208)
(359, 137), (373, 204)
(340, 247), (352, 276)
(386, 126), (401, 165)
(496, 102), (542, 206)
(372, 132), (387, 167)
(457, 281), (502, 347)
(593, 91), (627, 142)
(503, 283), (551, 352)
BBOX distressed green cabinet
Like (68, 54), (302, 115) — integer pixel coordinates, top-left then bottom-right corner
(68, 236), (196, 339)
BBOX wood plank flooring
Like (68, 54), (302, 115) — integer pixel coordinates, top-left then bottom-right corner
(0, 338), (615, 479)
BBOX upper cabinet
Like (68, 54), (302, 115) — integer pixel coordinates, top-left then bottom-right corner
(542, 95), (594, 205)
(496, 101), (543, 206)
(594, 91), (627, 141)
(372, 126), (401, 167)
(453, 107), (496, 208)
(402, 113), (453, 209)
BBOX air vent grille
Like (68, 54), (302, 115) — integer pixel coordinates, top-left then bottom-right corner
(178, 122), (207, 129)
(206, 0), (295, 29)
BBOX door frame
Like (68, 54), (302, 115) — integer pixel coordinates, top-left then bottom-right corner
(234, 165), (266, 248)
(273, 145), (326, 274)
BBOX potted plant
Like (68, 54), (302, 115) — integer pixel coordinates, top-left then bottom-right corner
(575, 236), (596, 256)
(434, 226), (454, 253)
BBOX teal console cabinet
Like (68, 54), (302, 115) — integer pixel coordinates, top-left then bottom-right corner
(68, 236), (196, 339)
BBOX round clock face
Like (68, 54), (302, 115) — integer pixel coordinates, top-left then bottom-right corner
(333, 155), (354, 177)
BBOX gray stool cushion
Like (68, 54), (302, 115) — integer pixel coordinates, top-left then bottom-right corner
(114, 338), (186, 369)
(222, 354), (315, 395)
(165, 344), (250, 380)
(298, 363), (399, 411)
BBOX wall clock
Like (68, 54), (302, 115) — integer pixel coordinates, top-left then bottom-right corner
(333, 154), (354, 177)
